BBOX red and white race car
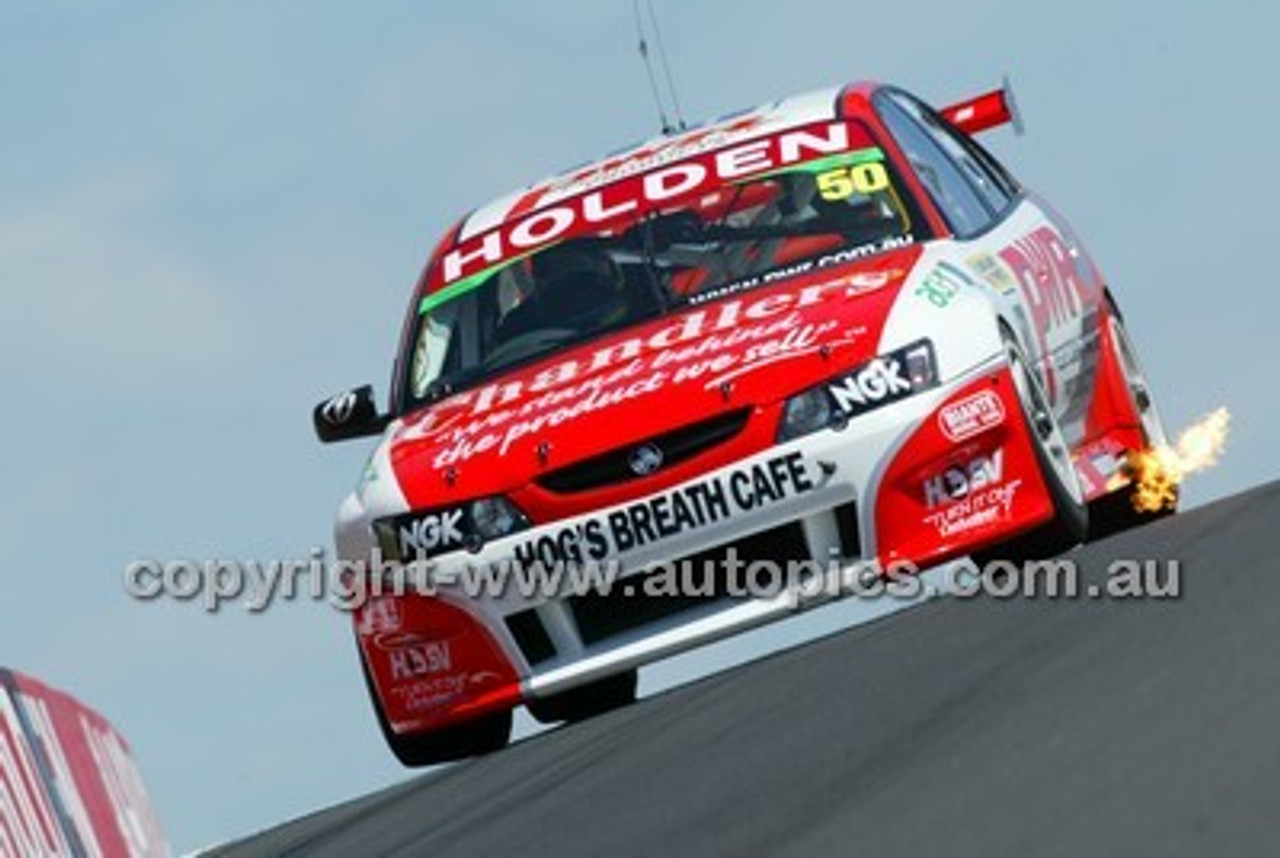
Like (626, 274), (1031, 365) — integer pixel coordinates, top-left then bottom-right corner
(315, 81), (1171, 764)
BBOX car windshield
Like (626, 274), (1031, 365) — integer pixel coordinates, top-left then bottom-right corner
(403, 132), (922, 409)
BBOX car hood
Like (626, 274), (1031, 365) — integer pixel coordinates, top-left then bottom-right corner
(389, 244), (923, 509)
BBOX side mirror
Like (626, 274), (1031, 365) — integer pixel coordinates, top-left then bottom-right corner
(313, 385), (390, 443)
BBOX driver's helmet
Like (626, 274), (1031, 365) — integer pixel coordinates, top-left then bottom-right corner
(532, 243), (629, 328)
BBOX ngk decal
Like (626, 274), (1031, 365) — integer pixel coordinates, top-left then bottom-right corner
(389, 641), (452, 682)
(938, 390), (1006, 442)
(398, 510), (464, 557)
(828, 357), (912, 415)
(923, 450), (1005, 509)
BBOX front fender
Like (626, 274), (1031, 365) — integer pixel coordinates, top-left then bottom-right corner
(879, 250), (1004, 381)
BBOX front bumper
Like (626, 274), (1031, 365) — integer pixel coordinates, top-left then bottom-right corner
(346, 348), (1055, 734)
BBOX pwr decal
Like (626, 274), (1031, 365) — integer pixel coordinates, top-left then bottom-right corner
(999, 225), (1101, 398)
(1000, 226), (1097, 338)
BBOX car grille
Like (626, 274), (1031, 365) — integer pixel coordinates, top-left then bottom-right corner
(505, 609), (558, 667)
(569, 521), (811, 647)
(502, 504), (863, 667)
(535, 409), (751, 494)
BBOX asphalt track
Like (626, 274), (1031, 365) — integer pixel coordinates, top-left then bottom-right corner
(217, 481), (1280, 857)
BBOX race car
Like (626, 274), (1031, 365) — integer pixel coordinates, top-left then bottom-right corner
(314, 80), (1172, 764)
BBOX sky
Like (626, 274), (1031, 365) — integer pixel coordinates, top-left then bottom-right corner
(2, 1), (1276, 852)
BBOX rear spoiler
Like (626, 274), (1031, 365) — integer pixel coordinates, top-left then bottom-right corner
(940, 75), (1025, 136)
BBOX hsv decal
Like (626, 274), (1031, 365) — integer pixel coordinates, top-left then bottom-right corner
(511, 452), (816, 567)
(938, 389), (1006, 442)
(388, 642), (453, 682)
(923, 449), (1005, 509)
(921, 449), (1024, 537)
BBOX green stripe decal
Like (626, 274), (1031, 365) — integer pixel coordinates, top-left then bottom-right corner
(752, 146), (885, 181)
(418, 246), (545, 316)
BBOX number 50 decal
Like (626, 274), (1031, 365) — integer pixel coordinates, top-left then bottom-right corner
(817, 162), (890, 201)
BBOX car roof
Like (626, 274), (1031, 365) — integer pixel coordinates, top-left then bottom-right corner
(449, 83), (878, 247)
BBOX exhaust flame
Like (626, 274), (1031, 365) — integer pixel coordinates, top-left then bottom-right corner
(1124, 407), (1231, 513)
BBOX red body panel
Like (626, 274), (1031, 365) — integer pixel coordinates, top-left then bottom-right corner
(354, 595), (521, 733)
(875, 371), (1054, 567)
(940, 88), (1017, 135)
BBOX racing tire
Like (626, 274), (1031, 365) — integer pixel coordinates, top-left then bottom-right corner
(978, 327), (1088, 563)
(361, 656), (512, 766)
(1088, 304), (1177, 539)
(526, 669), (638, 724)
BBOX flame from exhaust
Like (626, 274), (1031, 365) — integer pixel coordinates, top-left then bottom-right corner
(1124, 407), (1231, 513)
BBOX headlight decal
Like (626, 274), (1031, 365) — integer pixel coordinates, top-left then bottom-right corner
(777, 339), (938, 443)
(825, 339), (938, 418)
(374, 497), (530, 561)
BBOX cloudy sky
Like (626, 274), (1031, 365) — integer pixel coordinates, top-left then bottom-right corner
(2, 1), (1275, 851)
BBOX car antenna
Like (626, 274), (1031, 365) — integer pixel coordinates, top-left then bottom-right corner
(633, 0), (686, 135)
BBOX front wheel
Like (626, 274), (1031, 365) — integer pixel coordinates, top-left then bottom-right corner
(979, 328), (1087, 562)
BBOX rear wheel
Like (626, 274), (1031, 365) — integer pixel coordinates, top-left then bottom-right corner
(526, 669), (638, 724)
(361, 656), (512, 766)
(1089, 308), (1176, 538)
(979, 328), (1087, 562)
